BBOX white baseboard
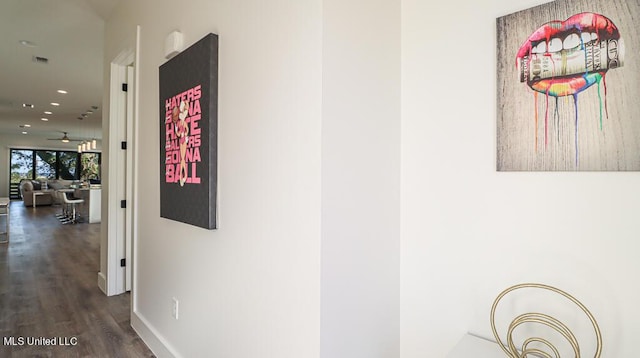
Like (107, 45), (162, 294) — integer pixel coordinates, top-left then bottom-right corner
(97, 272), (107, 294)
(131, 310), (180, 358)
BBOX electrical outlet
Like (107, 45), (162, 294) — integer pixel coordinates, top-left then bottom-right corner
(172, 297), (179, 320)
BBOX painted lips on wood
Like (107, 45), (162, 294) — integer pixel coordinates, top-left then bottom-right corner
(512, 12), (627, 164)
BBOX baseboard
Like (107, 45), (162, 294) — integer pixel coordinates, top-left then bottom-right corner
(97, 272), (107, 294)
(131, 310), (180, 358)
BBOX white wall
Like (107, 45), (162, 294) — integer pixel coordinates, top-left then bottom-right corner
(106, 0), (323, 357)
(321, 0), (400, 357)
(103, 0), (640, 356)
(401, 0), (640, 357)
(106, 0), (402, 356)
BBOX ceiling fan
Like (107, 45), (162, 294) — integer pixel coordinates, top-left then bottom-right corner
(47, 131), (84, 143)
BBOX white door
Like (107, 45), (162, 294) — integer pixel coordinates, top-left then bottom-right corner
(125, 65), (134, 292)
(102, 27), (139, 297)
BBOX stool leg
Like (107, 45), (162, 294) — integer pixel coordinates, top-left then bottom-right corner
(71, 204), (77, 224)
(61, 202), (73, 224)
(56, 202), (66, 219)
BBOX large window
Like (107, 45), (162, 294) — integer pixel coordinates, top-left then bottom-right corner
(10, 150), (34, 184)
(80, 153), (101, 180)
(9, 149), (101, 196)
(35, 150), (57, 180)
(58, 151), (78, 180)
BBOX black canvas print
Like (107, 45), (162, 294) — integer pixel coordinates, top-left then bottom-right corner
(159, 33), (218, 229)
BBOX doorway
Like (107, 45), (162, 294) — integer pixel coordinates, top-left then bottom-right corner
(99, 28), (139, 296)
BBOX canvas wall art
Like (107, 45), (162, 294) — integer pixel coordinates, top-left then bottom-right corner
(497, 0), (640, 171)
(160, 33), (218, 229)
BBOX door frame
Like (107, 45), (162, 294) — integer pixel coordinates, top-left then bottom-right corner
(98, 27), (139, 296)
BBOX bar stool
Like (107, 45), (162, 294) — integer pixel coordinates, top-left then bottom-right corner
(60, 191), (84, 224)
(55, 190), (68, 220)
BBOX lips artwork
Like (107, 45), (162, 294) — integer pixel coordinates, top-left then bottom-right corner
(515, 12), (624, 163)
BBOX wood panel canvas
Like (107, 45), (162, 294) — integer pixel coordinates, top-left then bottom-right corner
(497, 0), (640, 171)
(160, 33), (218, 229)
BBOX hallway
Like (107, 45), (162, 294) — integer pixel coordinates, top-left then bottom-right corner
(0, 203), (153, 357)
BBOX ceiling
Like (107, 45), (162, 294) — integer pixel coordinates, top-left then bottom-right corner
(0, 0), (120, 145)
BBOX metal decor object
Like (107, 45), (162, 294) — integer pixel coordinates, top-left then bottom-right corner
(490, 283), (602, 358)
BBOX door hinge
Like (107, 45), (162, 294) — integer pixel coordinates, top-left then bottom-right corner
(122, 83), (128, 92)
(120, 200), (126, 209)
(120, 258), (126, 267)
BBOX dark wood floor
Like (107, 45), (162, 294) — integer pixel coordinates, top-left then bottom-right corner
(0, 202), (154, 358)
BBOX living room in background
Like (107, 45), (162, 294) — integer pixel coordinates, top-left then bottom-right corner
(9, 148), (102, 199)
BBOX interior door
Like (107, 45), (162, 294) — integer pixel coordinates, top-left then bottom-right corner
(125, 65), (134, 292)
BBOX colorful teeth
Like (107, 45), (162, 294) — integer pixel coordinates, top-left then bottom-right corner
(580, 32), (598, 44)
(531, 32), (598, 54)
(548, 38), (563, 52)
(532, 42), (546, 53)
(562, 33), (581, 50)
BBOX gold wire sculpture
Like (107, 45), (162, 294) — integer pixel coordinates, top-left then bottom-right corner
(490, 283), (602, 358)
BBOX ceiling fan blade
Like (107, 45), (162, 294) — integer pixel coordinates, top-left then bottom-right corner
(45, 137), (84, 142)
(44, 131), (86, 142)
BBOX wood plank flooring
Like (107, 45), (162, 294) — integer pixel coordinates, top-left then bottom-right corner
(0, 202), (155, 358)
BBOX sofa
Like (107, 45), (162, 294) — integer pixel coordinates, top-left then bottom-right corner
(19, 179), (74, 207)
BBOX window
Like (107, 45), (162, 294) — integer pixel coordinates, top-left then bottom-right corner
(58, 151), (78, 180)
(10, 150), (34, 184)
(80, 152), (101, 181)
(35, 150), (57, 180)
(8, 148), (101, 197)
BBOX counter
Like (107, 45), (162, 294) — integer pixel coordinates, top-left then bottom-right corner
(74, 188), (101, 223)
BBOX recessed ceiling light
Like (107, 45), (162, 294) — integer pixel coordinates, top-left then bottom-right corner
(24, 124), (31, 128)
(86, 110), (94, 114)
(44, 111), (52, 115)
(19, 40), (36, 47)
(41, 118), (49, 121)
(57, 89), (68, 94)
(22, 131), (28, 135)
(51, 102), (60, 106)
(22, 103), (34, 108)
